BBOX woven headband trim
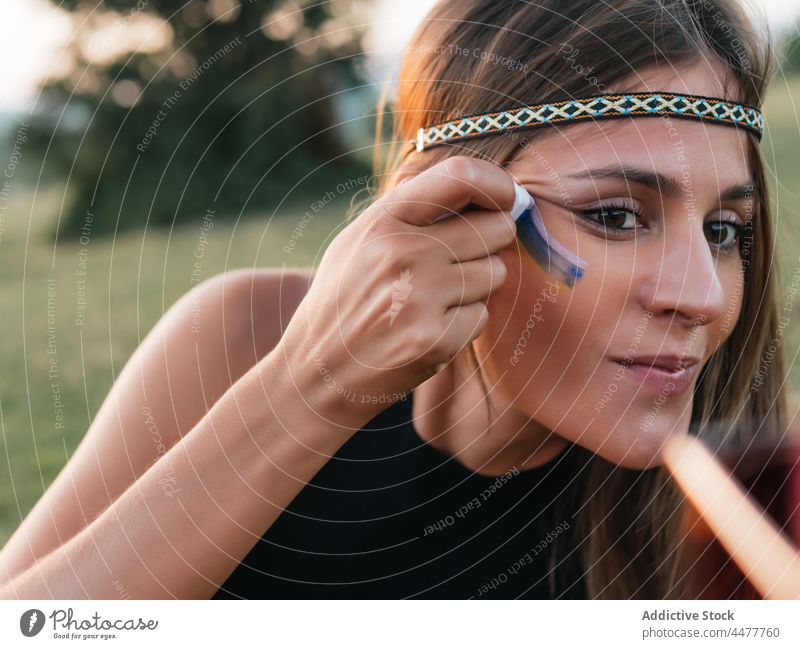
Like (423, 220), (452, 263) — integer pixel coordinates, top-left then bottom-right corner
(413, 92), (765, 152)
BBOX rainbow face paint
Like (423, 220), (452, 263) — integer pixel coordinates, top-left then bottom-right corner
(510, 183), (588, 288)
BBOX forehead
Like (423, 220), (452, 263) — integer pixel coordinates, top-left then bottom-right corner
(508, 62), (753, 186)
(510, 116), (751, 181)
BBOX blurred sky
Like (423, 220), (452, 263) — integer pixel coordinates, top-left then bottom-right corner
(1, 0), (799, 111)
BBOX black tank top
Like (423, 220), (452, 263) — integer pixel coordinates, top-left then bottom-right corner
(213, 389), (587, 599)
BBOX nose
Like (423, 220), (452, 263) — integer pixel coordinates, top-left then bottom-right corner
(637, 217), (727, 326)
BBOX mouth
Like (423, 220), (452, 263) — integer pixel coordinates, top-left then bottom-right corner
(611, 355), (701, 395)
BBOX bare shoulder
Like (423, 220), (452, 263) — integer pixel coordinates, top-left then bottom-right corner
(215, 266), (315, 303)
(196, 266), (316, 360)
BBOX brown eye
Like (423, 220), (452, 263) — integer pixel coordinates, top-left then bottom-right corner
(704, 212), (743, 250)
(579, 201), (640, 231)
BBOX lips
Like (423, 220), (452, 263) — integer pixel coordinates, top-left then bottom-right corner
(616, 355), (701, 372)
(612, 355), (701, 395)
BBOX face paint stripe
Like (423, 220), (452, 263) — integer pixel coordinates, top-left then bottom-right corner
(511, 185), (588, 288)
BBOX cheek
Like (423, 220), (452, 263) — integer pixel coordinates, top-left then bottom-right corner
(477, 247), (607, 400)
(474, 246), (727, 469)
(477, 253), (645, 461)
(710, 261), (745, 349)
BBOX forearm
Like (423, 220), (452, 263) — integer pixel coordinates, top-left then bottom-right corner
(0, 350), (356, 599)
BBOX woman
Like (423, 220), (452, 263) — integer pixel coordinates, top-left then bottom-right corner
(0, 0), (787, 599)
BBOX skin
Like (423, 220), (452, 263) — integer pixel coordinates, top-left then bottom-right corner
(0, 269), (329, 597)
(0, 62), (760, 597)
(414, 62), (750, 472)
(0, 151), (519, 597)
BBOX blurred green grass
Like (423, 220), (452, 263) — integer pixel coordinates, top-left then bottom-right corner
(0, 186), (349, 545)
(1, 77), (800, 547)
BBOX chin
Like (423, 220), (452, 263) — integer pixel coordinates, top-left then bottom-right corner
(576, 419), (682, 469)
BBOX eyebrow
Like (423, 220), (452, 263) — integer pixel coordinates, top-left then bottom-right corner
(567, 165), (758, 202)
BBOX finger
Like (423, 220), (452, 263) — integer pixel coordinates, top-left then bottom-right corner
(438, 301), (490, 359)
(372, 156), (517, 226)
(442, 255), (507, 307)
(425, 209), (517, 263)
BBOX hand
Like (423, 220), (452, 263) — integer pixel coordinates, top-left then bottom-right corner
(270, 156), (521, 429)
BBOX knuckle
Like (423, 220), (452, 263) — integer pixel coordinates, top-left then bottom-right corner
(362, 189), (403, 230)
(362, 199), (391, 230)
(360, 208), (399, 247)
(359, 208), (383, 238)
(442, 155), (477, 189)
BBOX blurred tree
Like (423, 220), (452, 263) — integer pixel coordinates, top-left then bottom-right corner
(30, 0), (374, 239)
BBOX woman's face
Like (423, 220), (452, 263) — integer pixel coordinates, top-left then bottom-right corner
(477, 65), (753, 468)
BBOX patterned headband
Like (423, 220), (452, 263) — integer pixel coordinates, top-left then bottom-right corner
(413, 92), (765, 152)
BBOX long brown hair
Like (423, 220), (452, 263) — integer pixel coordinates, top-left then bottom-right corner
(349, 0), (787, 598)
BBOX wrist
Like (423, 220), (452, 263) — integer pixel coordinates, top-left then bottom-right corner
(256, 343), (375, 440)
